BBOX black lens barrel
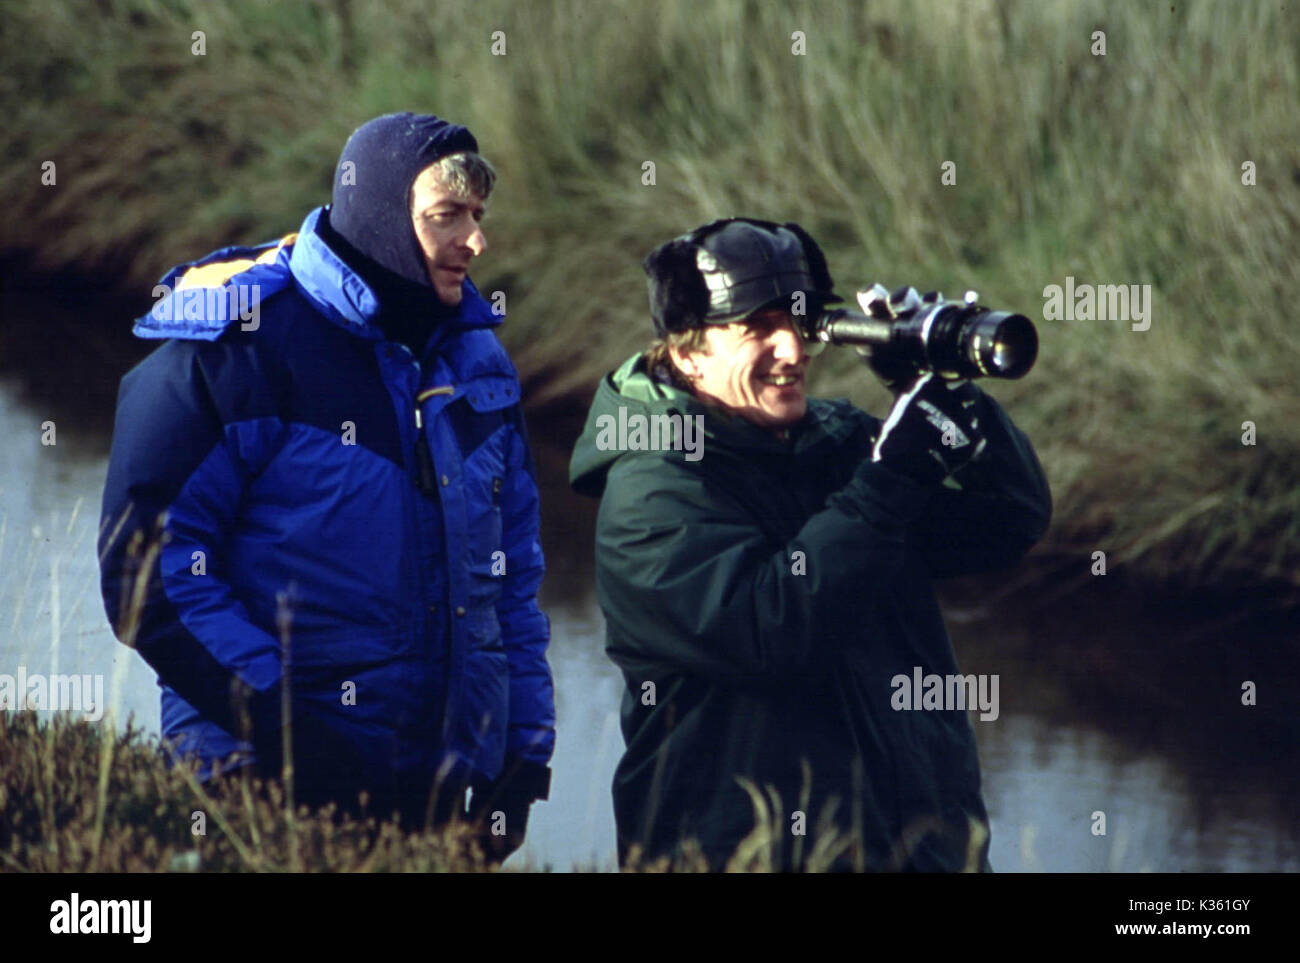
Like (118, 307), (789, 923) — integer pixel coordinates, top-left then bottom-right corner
(810, 299), (1038, 380)
(922, 306), (1038, 380)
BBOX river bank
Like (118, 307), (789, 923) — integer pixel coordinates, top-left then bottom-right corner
(2, 370), (1296, 873)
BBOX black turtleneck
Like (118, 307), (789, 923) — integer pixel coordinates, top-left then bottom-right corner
(316, 208), (460, 358)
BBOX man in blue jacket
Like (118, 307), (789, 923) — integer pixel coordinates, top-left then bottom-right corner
(98, 113), (554, 862)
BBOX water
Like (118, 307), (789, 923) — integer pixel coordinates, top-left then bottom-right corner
(2, 379), (1296, 871)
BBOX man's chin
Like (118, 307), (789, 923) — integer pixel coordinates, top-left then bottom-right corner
(745, 401), (805, 429)
(769, 400), (807, 426)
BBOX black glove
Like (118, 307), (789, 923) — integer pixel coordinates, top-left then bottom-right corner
(858, 343), (924, 395)
(872, 372), (987, 484)
(854, 285), (925, 393)
(219, 677), (283, 778)
(855, 285), (976, 394)
(467, 758), (551, 866)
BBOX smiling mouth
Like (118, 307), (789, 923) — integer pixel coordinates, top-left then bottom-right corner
(757, 373), (802, 387)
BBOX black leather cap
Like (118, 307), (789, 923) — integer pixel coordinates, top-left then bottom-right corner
(643, 217), (842, 336)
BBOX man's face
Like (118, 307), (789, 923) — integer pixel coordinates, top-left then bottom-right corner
(671, 308), (810, 430)
(409, 164), (488, 306)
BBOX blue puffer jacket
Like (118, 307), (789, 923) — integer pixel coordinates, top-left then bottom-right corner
(98, 207), (554, 802)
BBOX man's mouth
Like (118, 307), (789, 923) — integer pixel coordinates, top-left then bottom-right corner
(757, 373), (802, 387)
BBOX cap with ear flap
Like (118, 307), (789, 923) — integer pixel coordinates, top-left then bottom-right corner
(643, 217), (842, 337)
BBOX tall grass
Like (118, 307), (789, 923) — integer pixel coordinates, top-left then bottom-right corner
(0, 711), (506, 872)
(3, 712), (1002, 872)
(2, 0), (1298, 596)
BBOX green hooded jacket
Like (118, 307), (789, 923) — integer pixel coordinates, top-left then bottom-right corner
(569, 354), (1051, 871)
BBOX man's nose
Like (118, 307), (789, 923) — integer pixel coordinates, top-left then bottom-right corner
(465, 222), (487, 257)
(771, 322), (804, 363)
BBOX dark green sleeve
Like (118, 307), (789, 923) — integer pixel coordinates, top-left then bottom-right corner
(909, 388), (1053, 578)
(594, 453), (928, 683)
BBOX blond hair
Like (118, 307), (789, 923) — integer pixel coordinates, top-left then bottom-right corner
(427, 151), (497, 198)
(643, 327), (711, 392)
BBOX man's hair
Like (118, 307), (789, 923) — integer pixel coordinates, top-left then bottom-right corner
(643, 328), (711, 392)
(427, 150), (497, 199)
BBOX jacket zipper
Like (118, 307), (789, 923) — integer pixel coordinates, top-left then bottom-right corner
(401, 355), (437, 679)
(414, 407), (440, 498)
(411, 374), (458, 770)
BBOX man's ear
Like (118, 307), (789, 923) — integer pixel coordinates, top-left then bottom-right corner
(668, 342), (697, 381)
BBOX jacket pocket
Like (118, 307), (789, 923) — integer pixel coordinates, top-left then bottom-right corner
(467, 476), (505, 604)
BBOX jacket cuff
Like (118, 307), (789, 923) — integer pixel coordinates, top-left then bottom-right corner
(472, 759), (552, 802)
(510, 761), (552, 802)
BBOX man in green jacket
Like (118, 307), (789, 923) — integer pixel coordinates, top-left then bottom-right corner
(569, 217), (1051, 871)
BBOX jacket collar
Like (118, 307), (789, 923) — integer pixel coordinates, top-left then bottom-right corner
(289, 207), (499, 342)
(132, 207), (500, 344)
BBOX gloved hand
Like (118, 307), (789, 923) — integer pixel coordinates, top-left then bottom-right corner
(854, 285), (924, 393)
(872, 372), (987, 484)
(858, 344), (924, 394)
(241, 687), (284, 777)
(219, 678), (285, 778)
(467, 758), (551, 866)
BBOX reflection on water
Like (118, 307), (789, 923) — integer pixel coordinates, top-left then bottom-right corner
(981, 715), (1299, 871)
(1, 380), (1296, 871)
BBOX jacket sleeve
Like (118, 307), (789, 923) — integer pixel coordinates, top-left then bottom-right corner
(98, 338), (286, 736)
(495, 406), (555, 768)
(595, 453), (931, 684)
(908, 386), (1053, 579)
